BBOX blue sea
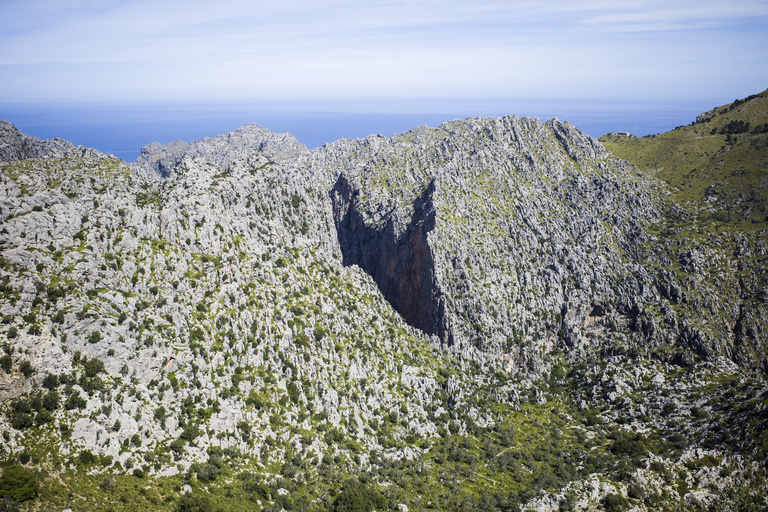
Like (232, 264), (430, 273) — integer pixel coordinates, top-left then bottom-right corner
(0, 100), (715, 162)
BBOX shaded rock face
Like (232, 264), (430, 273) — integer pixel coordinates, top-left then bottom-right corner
(0, 120), (77, 162)
(331, 175), (453, 345)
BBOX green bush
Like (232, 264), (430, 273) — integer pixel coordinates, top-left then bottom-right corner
(175, 494), (214, 512)
(34, 409), (53, 426)
(180, 424), (200, 442)
(10, 412), (33, 430)
(333, 478), (386, 512)
(83, 357), (105, 378)
(196, 463), (220, 483)
(42, 373), (58, 390)
(79, 450), (98, 465)
(18, 361), (33, 378)
(170, 439), (185, 453)
(65, 393), (87, 410)
(0, 354), (11, 373)
(602, 493), (627, 511)
(52, 309), (65, 324)
(609, 431), (647, 458)
(0, 464), (39, 502)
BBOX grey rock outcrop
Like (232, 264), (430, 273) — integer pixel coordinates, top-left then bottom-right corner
(0, 121), (77, 162)
(133, 123), (308, 178)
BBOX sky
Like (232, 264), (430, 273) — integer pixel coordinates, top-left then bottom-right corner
(1, 0), (767, 110)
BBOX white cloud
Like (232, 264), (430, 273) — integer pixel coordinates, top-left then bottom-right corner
(0, 0), (766, 103)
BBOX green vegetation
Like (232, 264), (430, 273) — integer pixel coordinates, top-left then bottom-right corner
(1, 100), (767, 512)
(600, 89), (768, 229)
(0, 463), (39, 502)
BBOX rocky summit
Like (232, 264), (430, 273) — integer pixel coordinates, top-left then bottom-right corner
(0, 98), (767, 512)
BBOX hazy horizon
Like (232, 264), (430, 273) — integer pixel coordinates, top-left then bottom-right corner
(2, 0), (766, 160)
(0, 96), (725, 161)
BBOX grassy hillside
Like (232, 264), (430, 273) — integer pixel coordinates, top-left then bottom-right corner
(600, 89), (768, 229)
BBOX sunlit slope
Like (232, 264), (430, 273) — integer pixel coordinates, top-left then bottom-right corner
(600, 89), (768, 228)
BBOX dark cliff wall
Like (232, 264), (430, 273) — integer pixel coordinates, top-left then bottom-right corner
(330, 174), (453, 346)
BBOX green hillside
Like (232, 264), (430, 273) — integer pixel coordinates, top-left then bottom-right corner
(600, 89), (768, 230)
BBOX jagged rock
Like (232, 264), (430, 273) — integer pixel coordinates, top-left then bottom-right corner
(0, 121), (76, 162)
(0, 115), (766, 511)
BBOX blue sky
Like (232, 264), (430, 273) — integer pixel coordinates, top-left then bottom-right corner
(1, 0), (767, 111)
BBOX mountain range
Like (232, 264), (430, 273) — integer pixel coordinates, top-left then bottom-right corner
(0, 91), (767, 512)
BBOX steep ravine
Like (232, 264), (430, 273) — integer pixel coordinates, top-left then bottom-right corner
(330, 174), (454, 346)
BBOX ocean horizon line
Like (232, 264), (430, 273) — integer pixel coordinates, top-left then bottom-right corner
(0, 99), (716, 162)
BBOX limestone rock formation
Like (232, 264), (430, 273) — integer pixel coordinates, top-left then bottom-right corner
(0, 121), (77, 162)
(0, 115), (766, 511)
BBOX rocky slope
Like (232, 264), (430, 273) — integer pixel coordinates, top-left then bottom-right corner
(318, 116), (768, 375)
(0, 112), (766, 512)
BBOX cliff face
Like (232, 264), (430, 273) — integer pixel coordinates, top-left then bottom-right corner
(317, 117), (649, 368)
(331, 175), (452, 345)
(316, 116), (768, 374)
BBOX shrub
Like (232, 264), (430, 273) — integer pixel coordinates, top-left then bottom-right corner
(170, 439), (185, 453)
(18, 361), (33, 378)
(628, 483), (645, 500)
(180, 424), (200, 442)
(602, 493), (627, 511)
(175, 494), (214, 512)
(83, 357), (105, 378)
(79, 450), (98, 465)
(35, 409), (53, 426)
(0, 354), (11, 373)
(333, 478), (386, 512)
(65, 393), (87, 410)
(42, 391), (59, 411)
(610, 431), (647, 458)
(42, 373), (58, 390)
(196, 463), (220, 483)
(7, 326), (17, 339)
(10, 412), (33, 430)
(0, 464), (39, 502)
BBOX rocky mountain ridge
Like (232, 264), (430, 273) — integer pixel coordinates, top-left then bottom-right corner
(0, 110), (767, 511)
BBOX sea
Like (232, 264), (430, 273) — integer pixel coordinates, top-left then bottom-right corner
(0, 100), (715, 162)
